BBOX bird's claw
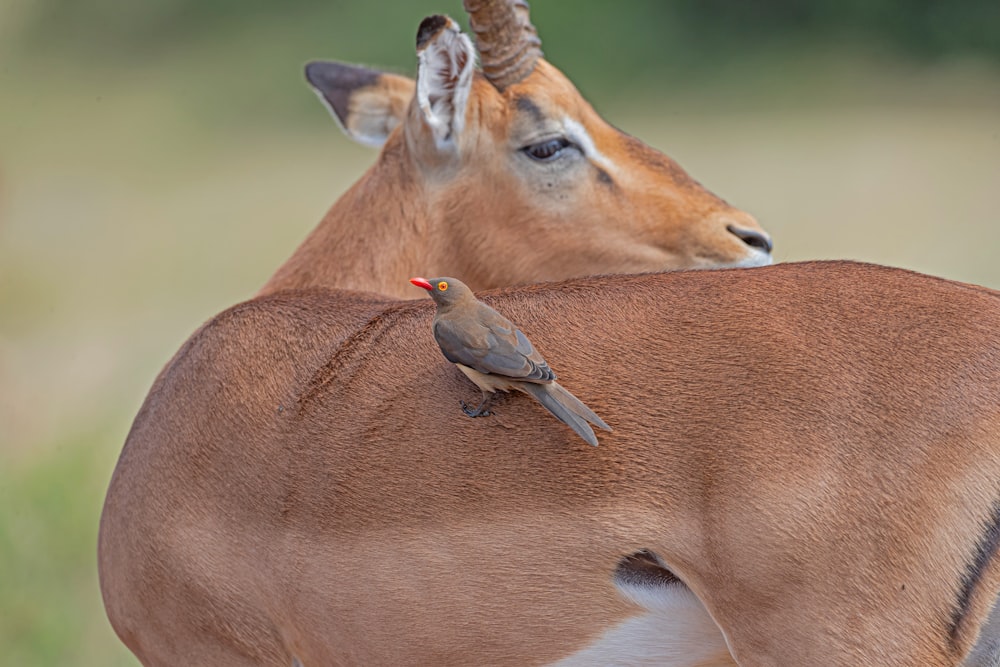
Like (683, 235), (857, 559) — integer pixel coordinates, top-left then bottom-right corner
(460, 400), (491, 418)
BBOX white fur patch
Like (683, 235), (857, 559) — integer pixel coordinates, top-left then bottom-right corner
(723, 249), (773, 269)
(416, 18), (474, 152)
(563, 117), (618, 176)
(547, 581), (733, 667)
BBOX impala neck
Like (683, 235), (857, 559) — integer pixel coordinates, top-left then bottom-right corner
(259, 135), (431, 299)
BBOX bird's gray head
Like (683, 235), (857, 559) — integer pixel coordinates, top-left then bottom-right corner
(409, 276), (474, 307)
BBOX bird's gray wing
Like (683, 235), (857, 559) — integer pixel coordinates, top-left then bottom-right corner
(434, 317), (554, 382)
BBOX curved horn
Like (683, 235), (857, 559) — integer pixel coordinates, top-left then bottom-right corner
(463, 0), (542, 91)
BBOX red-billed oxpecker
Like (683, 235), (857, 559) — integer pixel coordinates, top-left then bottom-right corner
(411, 276), (611, 446)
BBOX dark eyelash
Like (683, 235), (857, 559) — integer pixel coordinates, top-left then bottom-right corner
(523, 137), (573, 161)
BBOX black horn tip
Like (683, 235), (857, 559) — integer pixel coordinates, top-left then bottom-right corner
(417, 15), (451, 50)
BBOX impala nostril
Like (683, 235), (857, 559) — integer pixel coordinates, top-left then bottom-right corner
(727, 225), (773, 254)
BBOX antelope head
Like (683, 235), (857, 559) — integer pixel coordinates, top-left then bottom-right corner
(264, 0), (772, 298)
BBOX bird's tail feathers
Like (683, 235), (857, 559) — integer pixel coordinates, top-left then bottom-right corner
(549, 382), (612, 432)
(521, 383), (599, 447)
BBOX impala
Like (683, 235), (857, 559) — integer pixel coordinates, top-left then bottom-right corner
(98, 2), (1000, 665)
(261, 0), (772, 299)
(100, 262), (1000, 665)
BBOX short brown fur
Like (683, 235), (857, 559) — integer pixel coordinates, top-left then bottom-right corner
(100, 262), (1000, 666)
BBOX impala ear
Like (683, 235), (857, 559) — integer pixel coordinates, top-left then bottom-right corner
(413, 15), (476, 152)
(305, 61), (415, 147)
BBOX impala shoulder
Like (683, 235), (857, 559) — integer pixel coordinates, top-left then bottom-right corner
(161, 290), (410, 403)
(295, 296), (431, 409)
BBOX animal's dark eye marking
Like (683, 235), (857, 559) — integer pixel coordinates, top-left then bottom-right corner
(523, 137), (573, 161)
(515, 96), (545, 123)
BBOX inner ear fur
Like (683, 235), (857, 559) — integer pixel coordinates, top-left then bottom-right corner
(305, 60), (415, 148)
(413, 14), (476, 153)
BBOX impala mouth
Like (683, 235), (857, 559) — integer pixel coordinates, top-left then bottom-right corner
(734, 246), (774, 268)
(684, 248), (774, 271)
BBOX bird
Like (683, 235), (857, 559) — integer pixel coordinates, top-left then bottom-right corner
(410, 276), (611, 446)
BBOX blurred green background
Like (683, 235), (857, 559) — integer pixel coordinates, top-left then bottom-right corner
(1, 0), (998, 664)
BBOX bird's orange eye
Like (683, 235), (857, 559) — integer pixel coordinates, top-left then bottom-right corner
(438, 281), (448, 291)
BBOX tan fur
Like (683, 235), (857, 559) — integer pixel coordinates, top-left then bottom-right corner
(344, 73), (414, 143)
(100, 262), (1000, 666)
(263, 29), (772, 299)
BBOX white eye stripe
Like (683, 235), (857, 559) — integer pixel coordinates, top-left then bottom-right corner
(562, 117), (617, 175)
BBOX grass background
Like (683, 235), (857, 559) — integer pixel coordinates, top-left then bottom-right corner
(1, 1), (998, 664)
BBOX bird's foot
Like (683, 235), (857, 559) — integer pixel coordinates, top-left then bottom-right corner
(460, 399), (492, 418)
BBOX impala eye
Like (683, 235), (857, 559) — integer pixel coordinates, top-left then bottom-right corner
(523, 137), (573, 161)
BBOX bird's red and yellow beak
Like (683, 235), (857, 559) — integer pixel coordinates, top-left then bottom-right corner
(410, 277), (434, 291)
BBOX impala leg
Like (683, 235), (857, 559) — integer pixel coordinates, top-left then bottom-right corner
(461, 392), (495, 417)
